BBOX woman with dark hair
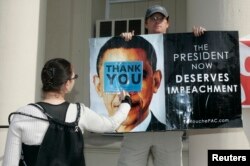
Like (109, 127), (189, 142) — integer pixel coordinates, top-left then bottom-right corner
(3, 58), (131, 166)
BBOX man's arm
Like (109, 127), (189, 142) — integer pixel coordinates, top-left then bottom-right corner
(121, 26), (206, 40)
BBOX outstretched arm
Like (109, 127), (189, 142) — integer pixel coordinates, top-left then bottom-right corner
(79, 91), (131, 133)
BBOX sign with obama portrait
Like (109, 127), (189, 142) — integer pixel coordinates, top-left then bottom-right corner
(89, 31), (242, 132)
(89, 34), (167, 133)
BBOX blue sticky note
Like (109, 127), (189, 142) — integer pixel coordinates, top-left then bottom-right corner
(104, 61), (143, 92)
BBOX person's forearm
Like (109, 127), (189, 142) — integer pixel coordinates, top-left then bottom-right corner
(80, 102), (131, 133)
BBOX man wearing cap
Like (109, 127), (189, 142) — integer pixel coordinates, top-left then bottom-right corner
(118, 5), (205, 166)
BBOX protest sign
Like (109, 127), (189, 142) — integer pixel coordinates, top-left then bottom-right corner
(89, 31), (242, 132)
(89, 34), (166, 132)
(164, 31), (242, 129)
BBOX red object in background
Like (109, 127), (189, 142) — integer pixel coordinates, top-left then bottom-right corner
(240, 37), (250, 107)
(241, 57), (250, 105)
(241, 41), (250, 47)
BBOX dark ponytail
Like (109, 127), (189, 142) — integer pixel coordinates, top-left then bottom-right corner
(41, 58), (72, 92)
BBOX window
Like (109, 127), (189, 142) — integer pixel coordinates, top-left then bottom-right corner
(96, 18), (144, 37)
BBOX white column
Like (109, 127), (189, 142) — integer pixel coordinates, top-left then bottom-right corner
(186, 0), (250, 37)
(186, 0), (250, 166)
(0, 0), (47, 162)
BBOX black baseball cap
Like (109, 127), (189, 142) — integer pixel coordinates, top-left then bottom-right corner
(145, 5), (168, 19)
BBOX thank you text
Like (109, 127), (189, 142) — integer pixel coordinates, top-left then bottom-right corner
(104, 61), (143, 92)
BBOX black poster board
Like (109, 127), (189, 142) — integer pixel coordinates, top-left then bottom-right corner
(164, 31), (242, 129)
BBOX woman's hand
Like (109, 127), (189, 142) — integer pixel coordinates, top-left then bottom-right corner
(118, 90), (131, 106)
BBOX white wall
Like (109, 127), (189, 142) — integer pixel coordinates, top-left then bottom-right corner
(187, 0), (250, 37)
(0, 0), (46, 125)
(187, 0), (250, 166)
(45, 0), (92, 104)
(0, 0), (47, 164)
